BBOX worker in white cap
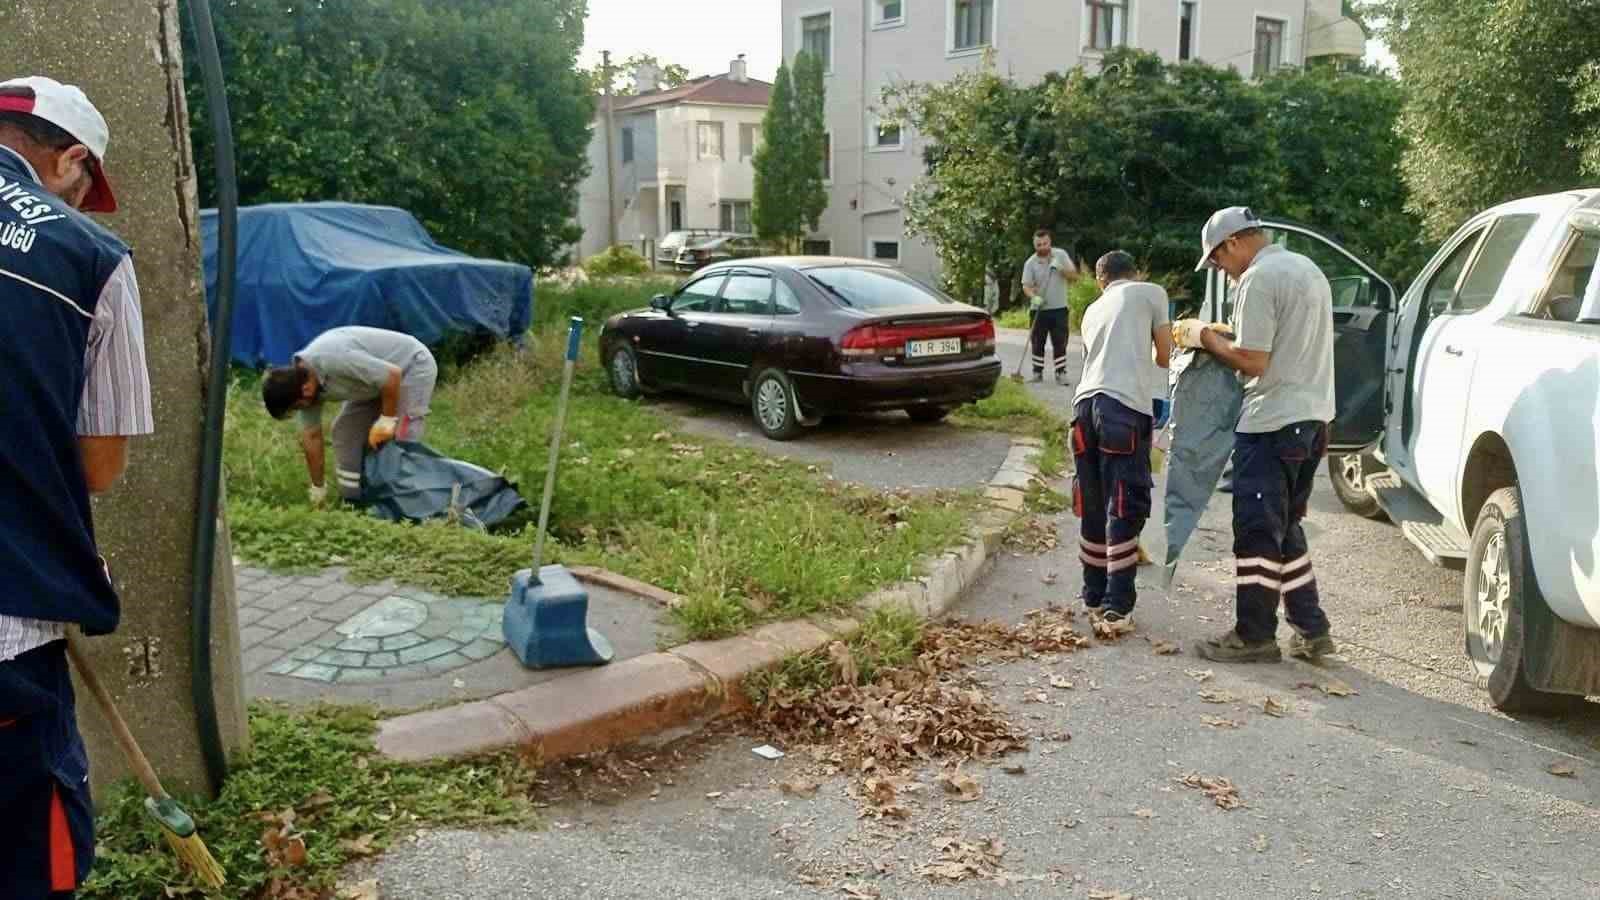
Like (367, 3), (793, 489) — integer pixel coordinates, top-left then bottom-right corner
(1174, 206), (1337, 664)
(0, 75), (153, 896)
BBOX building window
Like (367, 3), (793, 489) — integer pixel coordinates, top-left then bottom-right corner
(821, 131), (832, 181)
(951, 0), (994, 52)
(870, 240), (901, 263)
(670, 200), (684, 231)
(740, 123), (760, 160)
(1086, 1), (1129, 51)
(873, 120), (903, 150)
(720, 200), (753, 234)
(1253, 17), (1285, 76)
(802, 239), (832, 256)
(801, 13), (831, 69)
(1178, 1), (1196, 61)
(876, 0), (903, 26)
(620, 126), (634, 164)
(697, 121), (724, 160)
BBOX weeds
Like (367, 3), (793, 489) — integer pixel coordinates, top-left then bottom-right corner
(83, 704), (535, 899)
(226, 280), (977, 640)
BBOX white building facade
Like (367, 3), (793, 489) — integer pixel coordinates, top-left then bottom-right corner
(574, 58), (772, 261)
(779, 0), (1365, 284)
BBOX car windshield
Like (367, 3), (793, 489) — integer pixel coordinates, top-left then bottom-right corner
(805, 266), (950, 309)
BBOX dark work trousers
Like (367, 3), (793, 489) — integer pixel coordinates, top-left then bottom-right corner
(1031, 306), (1069, 379)
(1072, 395), (1154, 614)
(1231, 421), (1332, 642)
(0, 641), (95, 898)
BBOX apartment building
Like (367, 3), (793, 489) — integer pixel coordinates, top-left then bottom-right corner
(779, 0), (1366, 284)
(575, 56), (771, 261)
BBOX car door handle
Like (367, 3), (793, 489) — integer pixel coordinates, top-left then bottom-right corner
(746, 328), (763, 336)
(1444, 344), (1464, 357)
(685, 321), (701, 329)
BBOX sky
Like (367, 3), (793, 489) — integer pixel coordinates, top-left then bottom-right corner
(577, 1), (1395, 84)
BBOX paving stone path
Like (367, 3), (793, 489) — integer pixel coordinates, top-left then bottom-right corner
(235, 566), (503, 685)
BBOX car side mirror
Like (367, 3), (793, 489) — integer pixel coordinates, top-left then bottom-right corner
(650, 294), (671, 312)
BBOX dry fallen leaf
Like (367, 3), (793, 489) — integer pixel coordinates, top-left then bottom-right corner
(1296, 680), (1359, 697)
(827, 641), (859, 686)
(779, 777), (820, 798)
(704, 791), (724, 799)
(1088, 890), (1134, 900)
(1186, 668), (1215, 682)
(1133, 808), (1155, 819)
(1049, 675), (1073, 690)
(1178, 773), (1244, 810)
(937, 769), (983, 803)
(1198, 689), (1236, 704)
(1041, 572), (1059, 586)
(1148, 639), (1181, 656)
(1092, 616), (1136, 641)
(337, 878), (380, 900)
(299, 789), (335, 813)
(283, 835), (308, 867)
(1201, 715), (1241, 729)
(840, 883), (881, 899)
(1262, 696), (1290, 718)
(919, 835), (1008, 883)
(1001, 764), (1027, 776)
(338, 833), (378, 857)
(1549, 762), (1577, 778)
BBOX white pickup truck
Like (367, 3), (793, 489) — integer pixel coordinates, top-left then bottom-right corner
(1199, 190), (1600, 713)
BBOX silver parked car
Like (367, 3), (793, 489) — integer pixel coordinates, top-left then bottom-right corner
(656, 229), (730, 267)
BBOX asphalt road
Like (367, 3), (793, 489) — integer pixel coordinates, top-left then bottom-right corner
(354, 330), (1600, 898)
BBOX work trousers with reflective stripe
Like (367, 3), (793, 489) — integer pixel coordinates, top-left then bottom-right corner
(1231, 421), (1331, 643)
(331, 361), (438, 500)
(0, 641), (95, 898)
(1072, 395), (1153, 614)
(1030, 306), (1069, 378)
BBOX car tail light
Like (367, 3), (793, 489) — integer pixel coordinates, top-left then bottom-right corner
(841, 317), (996, 359)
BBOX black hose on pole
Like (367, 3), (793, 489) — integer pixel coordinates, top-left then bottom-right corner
(184, 0), (237, 796)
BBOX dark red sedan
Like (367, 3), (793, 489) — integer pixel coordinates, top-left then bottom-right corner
(599, 257), (1002, 439)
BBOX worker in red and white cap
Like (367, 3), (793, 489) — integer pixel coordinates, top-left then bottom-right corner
(0, 75), (153, 897)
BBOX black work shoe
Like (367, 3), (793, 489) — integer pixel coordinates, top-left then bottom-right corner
(1194, 629), (1281, 663)
(1288, 632), (1337, 661)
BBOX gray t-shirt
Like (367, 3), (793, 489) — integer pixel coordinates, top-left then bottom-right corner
(296, 326), (432, 429)
(1229, 245), (1337, 434)
(1074, 280), (1170, 416)
(1021, 248), (1076, 311)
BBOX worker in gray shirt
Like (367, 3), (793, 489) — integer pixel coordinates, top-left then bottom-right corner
(1020, 227), (1078, 384)
(1071, 251), (1173, 622)
(262, 326), (438, 503)
(1175, 207), (1337, 664)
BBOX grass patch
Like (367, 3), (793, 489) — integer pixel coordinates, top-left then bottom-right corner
(949, 376), (1068, 478)
(83, 703), (535, 899)
(743, 605), (925, 707)
(227, 280), (976, 641)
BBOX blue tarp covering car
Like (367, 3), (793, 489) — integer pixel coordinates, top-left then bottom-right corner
(201, 202), (533, 366)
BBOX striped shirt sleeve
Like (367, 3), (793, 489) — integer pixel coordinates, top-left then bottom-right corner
(78, 254), (155, 437)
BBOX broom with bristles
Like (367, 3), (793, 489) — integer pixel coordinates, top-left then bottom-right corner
(65, 629), (226, 888)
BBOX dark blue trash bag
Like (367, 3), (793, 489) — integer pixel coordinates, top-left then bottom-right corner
(360, 441), (526, 530)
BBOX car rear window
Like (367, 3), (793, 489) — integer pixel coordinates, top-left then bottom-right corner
(805, 266), (951, 309)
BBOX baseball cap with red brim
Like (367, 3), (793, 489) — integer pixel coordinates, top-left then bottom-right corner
(0, 76), (117, 213)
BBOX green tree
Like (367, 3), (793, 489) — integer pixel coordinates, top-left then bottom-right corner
(881, 55), (1047, 306)
(1372, 0), (1600, 239)
(1258, 66), (1429, 285)
(588, 53), (691, 96)
(752, 53), (827, 250)
(182, 0), (595, 268)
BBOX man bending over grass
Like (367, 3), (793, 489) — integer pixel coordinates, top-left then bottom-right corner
(262, 326), (437, 504)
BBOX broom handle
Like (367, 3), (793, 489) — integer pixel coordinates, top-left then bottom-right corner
(65, 628), (169, 801)
(532, 317), (583, 576)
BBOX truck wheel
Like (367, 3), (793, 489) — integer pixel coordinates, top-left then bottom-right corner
(1464, 487), (1586, 715)
(1327, 452), (1385, 520)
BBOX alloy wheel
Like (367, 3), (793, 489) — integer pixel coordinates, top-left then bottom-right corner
(1475, 531), (1510, 665)
(756, 378), (789, 432)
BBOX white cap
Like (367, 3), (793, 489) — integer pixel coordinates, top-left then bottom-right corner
(1195, 206), (1260, 271)
(0, 76), (117, 213)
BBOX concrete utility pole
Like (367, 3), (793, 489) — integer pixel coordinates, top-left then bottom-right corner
(1, 0), (249, 798)
(601, 49), (618, 249)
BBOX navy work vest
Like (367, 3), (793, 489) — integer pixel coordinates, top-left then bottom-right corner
(0, 147), (128, 634)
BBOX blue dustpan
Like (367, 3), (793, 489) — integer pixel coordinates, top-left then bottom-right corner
(503, 318), (613, 669)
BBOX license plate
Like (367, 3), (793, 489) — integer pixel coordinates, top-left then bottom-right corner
(906, 337), (962, 358)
